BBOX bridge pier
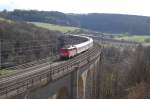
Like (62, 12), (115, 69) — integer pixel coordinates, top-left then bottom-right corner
(71, 67), (79, 99)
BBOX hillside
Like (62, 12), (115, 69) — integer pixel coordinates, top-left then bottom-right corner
(0, 17), (61, 68)
(1, 10), (150, 35)
(75, 14), (150, 35)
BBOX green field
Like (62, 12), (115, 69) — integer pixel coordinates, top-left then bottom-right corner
(115, 35), (150, 43)
(0, 69), (15, 76)
(30, 22), (80, 33)
(0, 17), (5, 21)
(0, 17), (13, 23)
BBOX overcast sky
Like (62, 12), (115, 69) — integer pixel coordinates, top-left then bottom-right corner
(0, 0), (150, 16)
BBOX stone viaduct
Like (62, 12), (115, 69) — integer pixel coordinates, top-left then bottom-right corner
(0, 43), (102, 99)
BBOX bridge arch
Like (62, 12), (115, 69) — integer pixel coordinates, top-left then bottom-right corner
(57, 87), (69, 99)
(92, 66), (97, 99)
(78, 76), (84, 99)
(85, 66), (97, 99)
(85, 69), (92, 99)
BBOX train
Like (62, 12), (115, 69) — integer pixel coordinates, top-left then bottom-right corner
(60, 35), (93, 58)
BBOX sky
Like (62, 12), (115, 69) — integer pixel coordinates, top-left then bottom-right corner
(0, 0), (150, 16)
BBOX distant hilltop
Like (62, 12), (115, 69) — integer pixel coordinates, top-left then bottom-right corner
(1, 9), (150, 35)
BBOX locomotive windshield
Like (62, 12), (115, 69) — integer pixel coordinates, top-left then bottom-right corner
(60, 49), (68, 53)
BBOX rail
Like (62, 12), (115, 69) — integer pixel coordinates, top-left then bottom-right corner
(0, 42), (101, 99)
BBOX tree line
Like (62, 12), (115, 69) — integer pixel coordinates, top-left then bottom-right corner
(1, 10), (150, 35)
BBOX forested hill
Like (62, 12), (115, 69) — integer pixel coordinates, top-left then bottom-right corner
(1, 10), (150, 35)
(75, 14), (150, 35)
(0, 10), (79, 27)
(0, 18), (61, 67)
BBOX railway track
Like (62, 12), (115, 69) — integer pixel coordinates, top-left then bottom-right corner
(5, 55), (59, 70)
(0, 43), (101, 98)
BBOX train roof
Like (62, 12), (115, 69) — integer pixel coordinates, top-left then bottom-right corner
(61, 34), (93, 49)
(74, 38), (93, 48)
(61, 45), (75, 49)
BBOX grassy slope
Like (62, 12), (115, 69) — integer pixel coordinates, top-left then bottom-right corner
(0, 17), (79, 33)
(0, 17), (13, 23)
(0, 17), (5, 21)
(115, 35), (150, 43)
(30, 22), (80, 33)
(0, 69), (16, 76)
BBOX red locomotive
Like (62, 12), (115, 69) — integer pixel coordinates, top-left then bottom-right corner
(60, 36), (93, 58)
